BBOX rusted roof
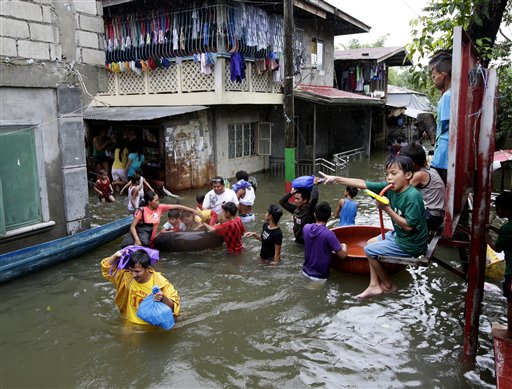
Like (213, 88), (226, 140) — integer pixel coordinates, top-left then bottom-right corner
(334, 47), (412, 66)
(294, 84), (384, 106)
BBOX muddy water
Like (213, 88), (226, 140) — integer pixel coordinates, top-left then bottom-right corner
(0, 152), (507, 388)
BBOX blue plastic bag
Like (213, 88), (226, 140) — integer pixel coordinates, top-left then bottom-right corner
(136, 286), (175, 330)
(292, 175), (315, 191)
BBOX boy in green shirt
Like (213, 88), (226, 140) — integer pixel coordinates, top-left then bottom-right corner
(486, 191), (512, 338)
(320, 155), (428, 298)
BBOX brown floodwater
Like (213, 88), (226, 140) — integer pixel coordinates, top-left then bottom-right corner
(0, 151), (507, 388)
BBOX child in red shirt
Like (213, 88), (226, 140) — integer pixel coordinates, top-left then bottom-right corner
(94, 169), (115, 203)
(203, 202), (245, 254)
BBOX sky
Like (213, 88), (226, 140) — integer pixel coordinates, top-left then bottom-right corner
(327, 0), (429, 48)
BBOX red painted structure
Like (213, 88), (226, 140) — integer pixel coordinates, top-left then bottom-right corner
(444, 28), (497, 360)
(492, 324), (512, 389)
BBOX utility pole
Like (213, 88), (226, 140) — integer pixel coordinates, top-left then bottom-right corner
(283, 0), (295, 193)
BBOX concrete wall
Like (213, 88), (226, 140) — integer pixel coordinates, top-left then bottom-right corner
(162, 110), (215, 190)
(295, 18), (335, 87)
(0, 87), (67, 252)
(0, 0), (103, 251)
(0, 0), (105, 100)
(213, 106), (272, 180)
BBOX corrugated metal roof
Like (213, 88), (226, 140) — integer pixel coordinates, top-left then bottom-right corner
(334, 46), (412, 66)
(83, 106), (208, 121)
(295, 84), (384, 106)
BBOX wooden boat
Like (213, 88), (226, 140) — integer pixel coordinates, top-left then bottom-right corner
(153, 231), (224, 252)
(485, 244), (505, 279)
(0, 217), (132, 283)
(330, 225), (406, 275)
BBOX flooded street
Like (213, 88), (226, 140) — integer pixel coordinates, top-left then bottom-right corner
(0, 152), (507, 388)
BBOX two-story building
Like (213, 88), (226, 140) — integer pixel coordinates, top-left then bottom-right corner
(333, 46), (413, 146)
(85, 0), (382, 190)
(1, 0), (105, 252)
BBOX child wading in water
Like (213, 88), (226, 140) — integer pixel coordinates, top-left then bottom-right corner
(486, 191), (512, 338)
(94, 169), (115, 203)
(302, 202), (348, 281)
(334, 186), (358, 226)
(320, 154), (428, 298)
(245, 204), (283, 265)
(203, 202), (245, 254)
(127, 174), (142, 215)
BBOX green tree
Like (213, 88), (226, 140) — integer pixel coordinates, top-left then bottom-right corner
(406, 0), (512, 147)
(407, 0), (510, 65)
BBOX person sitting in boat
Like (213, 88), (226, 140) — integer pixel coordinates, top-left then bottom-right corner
(400, 142), (446, 232)
(94, 169), (115, 203)
(160, 209), (186, 233)
(245, 204), (283, 265)
(302, 202), (348, 281)
(101, 248), (180, 326)
(334, 186), (358, 227)
(232, 170), (256, 224)
(182, 210), (201, 231)
(202, 176), (239, 222)
(195, 193), (218, 226)
(202, 202), (245, 255)
(278, 179), (320, 245)
(486, 191), (512, 338)
(320, 154), (429, 298)
(121, 191), (198, 248)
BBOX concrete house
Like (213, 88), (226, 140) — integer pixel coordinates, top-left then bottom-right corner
(86, 0), (378, 190)
(0, 0), (105, 252)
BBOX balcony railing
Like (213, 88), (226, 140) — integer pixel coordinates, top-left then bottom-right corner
(101, 57), (282, 97)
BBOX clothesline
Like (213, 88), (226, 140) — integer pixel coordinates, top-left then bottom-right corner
(104, 3), (284, 63)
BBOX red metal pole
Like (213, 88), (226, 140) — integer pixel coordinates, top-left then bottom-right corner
(463, 69), (497, 359)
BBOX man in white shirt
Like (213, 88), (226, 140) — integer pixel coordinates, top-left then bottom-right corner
(202, 176), (239, 219)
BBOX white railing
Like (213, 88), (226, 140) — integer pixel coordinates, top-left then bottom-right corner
(102, 58), (282, 97)
(270, 147), (368, 177)
(332, 147), (366, 173)
(315, 158), (336, 174)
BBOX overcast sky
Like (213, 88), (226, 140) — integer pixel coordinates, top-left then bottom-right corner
(327, 0), (428, 48)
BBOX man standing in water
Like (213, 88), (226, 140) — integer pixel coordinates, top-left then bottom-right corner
(101, 249), (180, 325)
(279, 180), (319, 244)
(203, 176), (239, 221)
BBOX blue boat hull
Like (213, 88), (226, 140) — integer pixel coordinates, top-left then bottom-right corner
(0, 217), (132, 283)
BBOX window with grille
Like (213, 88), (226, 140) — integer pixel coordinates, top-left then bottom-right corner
(228, 123), (256, 159)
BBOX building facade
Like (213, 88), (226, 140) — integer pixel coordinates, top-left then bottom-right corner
(85, 0), (374, 190)
(0, 0), (104, 252)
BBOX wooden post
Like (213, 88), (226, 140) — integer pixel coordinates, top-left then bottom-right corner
(284, 0), (295, 192)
